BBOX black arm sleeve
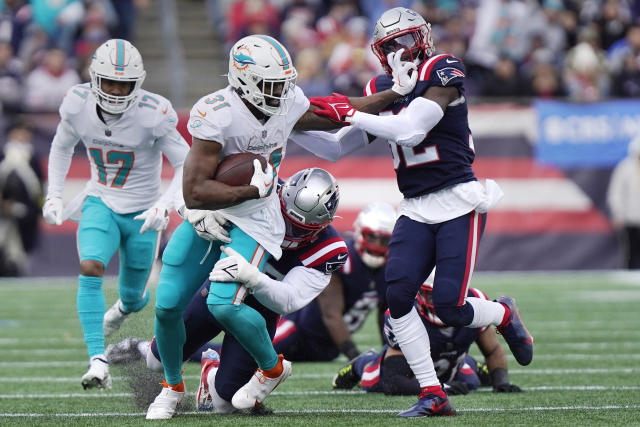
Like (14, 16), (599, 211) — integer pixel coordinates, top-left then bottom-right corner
(381, 355), (421, 396)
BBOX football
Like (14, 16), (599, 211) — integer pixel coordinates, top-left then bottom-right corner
(214, 153), (267, 186)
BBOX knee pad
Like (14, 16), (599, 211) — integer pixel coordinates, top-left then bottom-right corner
(386, 283), (418, 318)
(155, 306), (183, 324)
(433, 304), (473, 327)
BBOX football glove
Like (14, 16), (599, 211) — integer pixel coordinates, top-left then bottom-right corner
(209, 246), (261, 288)
(389, 49), (418, 96)
(42, 197), (63, 225)
(444, 380), (470, 396)
(195, 212), (231, 243)
(309, 93), (357, 125)
(134, 204), (169, 234)
(249, 159), (274, 198)
(493, 382), (522, 393)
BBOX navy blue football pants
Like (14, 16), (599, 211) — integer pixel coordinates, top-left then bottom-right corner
(385, 211), (486, 326)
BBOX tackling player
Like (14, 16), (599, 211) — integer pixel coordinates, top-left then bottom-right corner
(272, 202), (397, 362)
(42, 39), (189, 390)
(309, 7), (534, 417)
(332, 272), (522, 396)
(147, 33), (420, 419)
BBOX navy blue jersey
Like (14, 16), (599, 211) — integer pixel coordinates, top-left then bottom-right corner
(383, 287), (488, 383)
(283, 236), (386, 344)
(263, 225), (348, 279)
(364, 53), (476, 198)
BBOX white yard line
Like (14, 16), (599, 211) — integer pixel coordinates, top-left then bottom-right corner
(1, 404), (640, 417)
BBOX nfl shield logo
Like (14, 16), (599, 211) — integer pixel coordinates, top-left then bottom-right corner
(262, 130), (267, 138)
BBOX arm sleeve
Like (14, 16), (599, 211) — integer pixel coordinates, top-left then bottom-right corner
(46, 119), (80, 198)
(288, 126), (369, 162)
(251, 266), (331, 314)
(155, 129), (190, 210)
(351, 96), (444, 147)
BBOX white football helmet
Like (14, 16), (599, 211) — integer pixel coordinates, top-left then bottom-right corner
(89, 39), (146, 114)
(371, 7), (434, 75)
(280, 168), (339, 249)
(353, 202), (397, 269)
(228, 35), (298, 116)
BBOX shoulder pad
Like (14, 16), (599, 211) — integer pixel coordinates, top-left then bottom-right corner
(59, 83), (92, 119)
(363, 74), (392, 96)
(133, 91), (177, 135)
(298, 231), (348, 275)
(289, 85), (310, 121)
(187, 93), (233, 142)
(418, 54), (466, 86)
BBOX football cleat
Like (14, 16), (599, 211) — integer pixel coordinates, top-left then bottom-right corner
(196, 349), (221, 411)
(103, 299), (130, 337)
(398, 388), (455, 418)
(105, 337), (144, 364)
(81, 355), (112, 390)
(231, 354), (291, 409)
(332, 361), (359, 389)
(496, 296), (534, 366)
(146, 380), (185, 419)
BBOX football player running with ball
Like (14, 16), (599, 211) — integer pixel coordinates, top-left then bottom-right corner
(310, 8), (533, 417)
(147, 34), (419, 419)
(42, 39), (189, 390)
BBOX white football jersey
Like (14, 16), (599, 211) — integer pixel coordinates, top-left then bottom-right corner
(187, 85), (310, 259)
(51, 83), (189, 214)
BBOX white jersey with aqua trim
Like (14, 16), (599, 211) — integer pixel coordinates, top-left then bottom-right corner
(187, 85), (310, 259)
(50, 83), (189, 215)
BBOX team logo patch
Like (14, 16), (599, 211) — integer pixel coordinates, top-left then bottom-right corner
(232, 45), (255, 71)
(436, 67), (465, 86)
(325, 260), (345, 274)
(262, 130), (267, 138)
(190, 119), (203, 128)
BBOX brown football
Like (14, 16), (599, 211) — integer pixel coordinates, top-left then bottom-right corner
(214, 153), (267, 186)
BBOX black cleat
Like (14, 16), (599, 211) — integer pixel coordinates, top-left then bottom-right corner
(496, 296), (534, 366)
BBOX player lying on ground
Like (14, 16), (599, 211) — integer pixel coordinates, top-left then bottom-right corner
(147, 32), (421, 419)
(309, 7), (534, 417)
(332, 271), (522, 396)
(42, 39), (189, 390)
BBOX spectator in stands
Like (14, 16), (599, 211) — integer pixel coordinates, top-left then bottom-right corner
(607, 136), (640, 270)
(295, 47), (333, 97)
(23, 46), (80, 112)
(0, 40), (23, 113)
(0, 0), (31, 56)
(227, 0), (280, 47)
(0, 119), (43, 275)
(30, 0), (84, 54)
(478, 56), (528, 98)
(562, 28), (610, 101)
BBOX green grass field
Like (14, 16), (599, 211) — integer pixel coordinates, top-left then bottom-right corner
(1, 271), (640, 426)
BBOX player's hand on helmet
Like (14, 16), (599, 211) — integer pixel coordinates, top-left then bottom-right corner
(43, 197), (64, 226)
(444, 380), (470, 396)
(309, 93), (357, 125)
(209, 246), (261, 288)
(493, 382), (522, 393)
(250, 159), (274, 198)
(388, 49), (418, 96)
(190, 209), (231, 243)
(134, 204), (169, 233)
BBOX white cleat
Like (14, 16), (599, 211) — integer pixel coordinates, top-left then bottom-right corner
(81, 355), (112, 390)
(103, 299), (130, 337)
(146, 380), (185, 419)
(231, 354), (291, 409)
(196, 349), (220, 411)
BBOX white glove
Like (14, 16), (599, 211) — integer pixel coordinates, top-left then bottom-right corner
(209, 246), (261, 289)
(249, 159), (274, 198)
(42, 197), (63, 225)
(389, 49), (418, 96)
(134, 205), (169, 234)
(194, 211), (231, 243)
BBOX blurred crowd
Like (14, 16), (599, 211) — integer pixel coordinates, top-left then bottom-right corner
(209, 0), (640, 101)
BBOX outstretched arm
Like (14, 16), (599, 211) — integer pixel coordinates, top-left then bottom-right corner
(317, 275), (360, 359)
(476, 326), (521, 392)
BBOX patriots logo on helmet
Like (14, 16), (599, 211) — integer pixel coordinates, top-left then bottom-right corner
(436, 67), (465, 86)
